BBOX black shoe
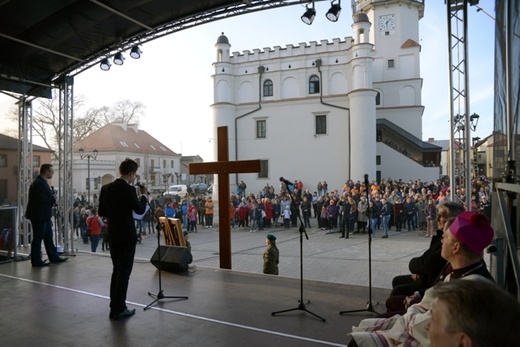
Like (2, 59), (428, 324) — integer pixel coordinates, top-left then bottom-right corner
(339, 235), (345, 238)
(381, 235), (388, 238)
(50, 257), (68, 264)
(32, 261), (50, 267)
(110, 309), (136, 321)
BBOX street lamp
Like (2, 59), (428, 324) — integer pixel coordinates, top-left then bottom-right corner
(79, 148), (98, 204)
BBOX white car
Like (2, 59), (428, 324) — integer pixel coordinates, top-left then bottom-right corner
(163, 184), (188, 197)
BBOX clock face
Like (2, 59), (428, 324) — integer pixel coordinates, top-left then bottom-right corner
(379, 14), (395, 31)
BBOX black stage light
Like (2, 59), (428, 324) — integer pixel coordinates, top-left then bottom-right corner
(100, 58), (111, 71)
(130, 45), (142, 59)
(301, 3), (316, 25)
(326, 1), (341, 22)
(113, 52), (125, 65)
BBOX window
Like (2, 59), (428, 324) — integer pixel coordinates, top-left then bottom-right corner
(256, 120), (266, 138)
(315, 115), (327, 135)
(163, 160), (166, 168)
(375, 92), (381, 106)
(376, 155), (381, 165)
(259, 160), (268, 178)
(171, 160), (174, 168)
(309, 75), (320, 94)
(33, 155), (40, 168)
(263, 79), (273, 97)
(388, 59), (395, 68)
(0, 154), (6, 167)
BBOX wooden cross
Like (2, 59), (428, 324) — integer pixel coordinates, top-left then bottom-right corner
(189, 126), (261, 269)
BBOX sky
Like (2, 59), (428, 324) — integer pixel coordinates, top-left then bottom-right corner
(0, 1), (496, 162)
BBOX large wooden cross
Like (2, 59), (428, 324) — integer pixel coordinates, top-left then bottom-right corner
(189, 126), (261, 269)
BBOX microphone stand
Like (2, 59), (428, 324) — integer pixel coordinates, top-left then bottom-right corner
(340, 174), (378, 315)
(271, 184), (326, 322)
(144, 199), (188, 311)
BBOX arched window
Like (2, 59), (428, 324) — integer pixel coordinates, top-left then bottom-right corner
(309, 75), (320, 94)
(263, 79), (273, 97)
(375, 91), (381, 106)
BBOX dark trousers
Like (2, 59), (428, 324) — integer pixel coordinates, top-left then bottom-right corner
(205, 214), (213, 226)
(109, 239), (136, 314)
(391, 274), (417, 296)
(90, 235), (100, 252)
(30, 219), (59, 264)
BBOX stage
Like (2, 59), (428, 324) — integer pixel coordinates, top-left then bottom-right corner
(0, 251), (389, 346)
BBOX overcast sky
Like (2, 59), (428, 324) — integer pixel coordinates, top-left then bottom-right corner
(0, 1), (495, 162)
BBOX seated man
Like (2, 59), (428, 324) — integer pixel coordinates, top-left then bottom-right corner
(389, 202), (464, 297)
(427, 280), (520, 347)
(349, 211), (494, 347)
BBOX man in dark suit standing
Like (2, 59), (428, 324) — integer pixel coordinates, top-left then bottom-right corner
(98, 159), (147, 321)
(25, 163), (67, 267)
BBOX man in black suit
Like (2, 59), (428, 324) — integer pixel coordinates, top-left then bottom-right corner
(98, 159), (147, 321)
(25, 163), (68, 267)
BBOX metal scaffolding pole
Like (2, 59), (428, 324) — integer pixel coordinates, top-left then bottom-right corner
(447, 0), (473, 209)
(17, 97), (33, 251)
(57, 77), (75, 254)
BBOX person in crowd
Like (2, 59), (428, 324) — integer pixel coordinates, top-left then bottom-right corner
(78, 207), (89, 244)
(426, 280), (520, 347)
(86, 208), (104, 252)
(380, 198), (393, 238)
(393, 197), (404, 231)
(356, 195), (368, 234)
(25, 163), (68, 266)
(98, 158), (148, 321)
(424, 198), (436, 238)
(348, 196), (358, 234)
(282, 205), (291, 229)
(478, 194), (491, 221)
(300, 196), (312, 228)
(349, 211), (495, 347)
(205, 197), (214, 228)
(263, 234), (279, 275)
(188, 201), (198, 233)
(238, 180), (247, 198)
(325, 199), (338, 233)
(403, 196), (416, 231)
(368, 200), (379, 237)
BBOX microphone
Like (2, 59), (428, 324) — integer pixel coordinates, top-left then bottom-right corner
(279, 177), (294, 187)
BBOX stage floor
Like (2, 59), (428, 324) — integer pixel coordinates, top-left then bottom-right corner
(0, 252), (389, 346)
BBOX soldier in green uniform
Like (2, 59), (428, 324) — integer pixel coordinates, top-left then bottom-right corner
(263, 234), (279, 275)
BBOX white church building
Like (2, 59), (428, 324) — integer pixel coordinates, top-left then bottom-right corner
(211, 0), (440, 195)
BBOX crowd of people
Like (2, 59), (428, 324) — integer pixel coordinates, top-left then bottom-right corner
(206, 176), (493, 240)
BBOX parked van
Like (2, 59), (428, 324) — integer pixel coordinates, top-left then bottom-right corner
(163, 184), (188, 197)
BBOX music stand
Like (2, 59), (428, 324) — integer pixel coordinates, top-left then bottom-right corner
(340, 174), (378, 315)
(271, 183), (326, 322)
(144, 201), (188, 311)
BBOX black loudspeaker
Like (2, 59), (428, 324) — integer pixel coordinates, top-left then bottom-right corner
(150, 245), (192, 273)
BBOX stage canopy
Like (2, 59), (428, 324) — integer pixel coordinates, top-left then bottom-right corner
(0, 0), (308, 98)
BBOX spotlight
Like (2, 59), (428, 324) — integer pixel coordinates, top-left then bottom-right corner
(326, 1), (341, 22)
(301, 3), (316, 25)
(100, 58), (111, 71)
(113, 52), (125, 65)
(130, 45), (142, 59)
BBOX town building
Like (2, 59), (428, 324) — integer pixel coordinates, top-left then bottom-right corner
(0, 133), (53, 205)
(210, 0), (442, 195)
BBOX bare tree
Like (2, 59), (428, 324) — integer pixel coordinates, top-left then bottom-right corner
(5, 92), (144, 156)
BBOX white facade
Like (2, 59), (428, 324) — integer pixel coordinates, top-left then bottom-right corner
(211, 0), (439, 196)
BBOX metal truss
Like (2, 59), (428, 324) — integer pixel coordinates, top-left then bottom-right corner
(447, 0), (474, 208)
(56, 77), (75, 253)
(17, 98), (33, 252)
